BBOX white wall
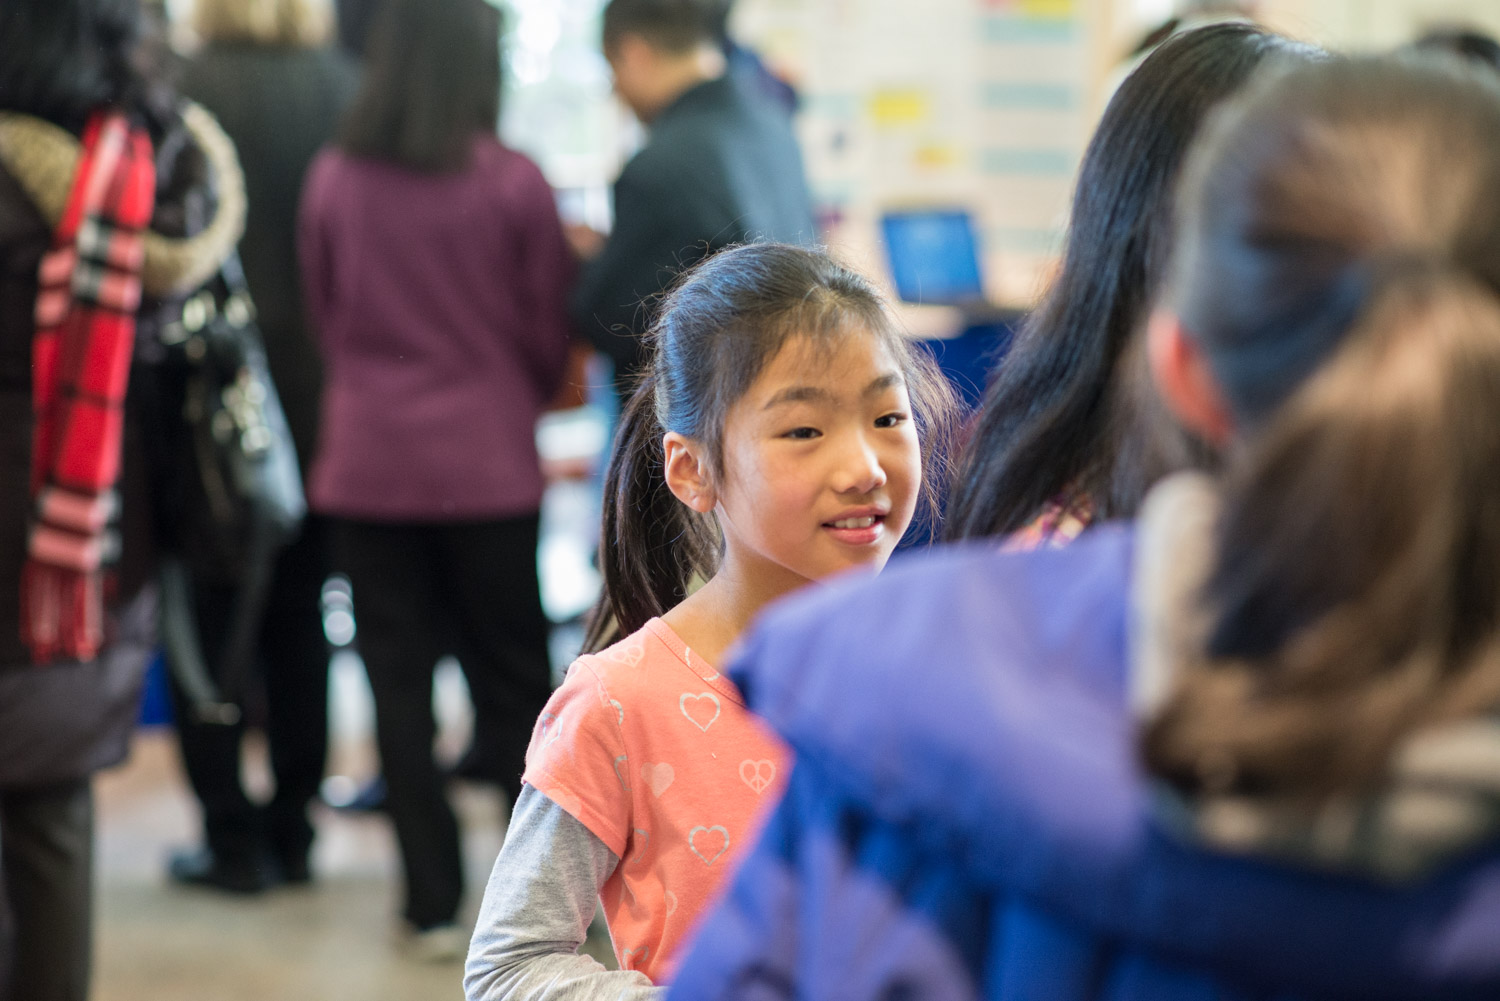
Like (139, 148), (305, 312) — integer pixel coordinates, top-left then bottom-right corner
(1261, 0), (1500, 49)
(732, 0), (1500, 313)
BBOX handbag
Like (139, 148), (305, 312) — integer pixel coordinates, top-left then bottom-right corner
(157, 253), (306, 725)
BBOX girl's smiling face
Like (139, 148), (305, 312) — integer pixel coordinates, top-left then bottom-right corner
(708, 330), (922, 593)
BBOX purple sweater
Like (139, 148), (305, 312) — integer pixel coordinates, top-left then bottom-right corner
(299, 138), (573, 521)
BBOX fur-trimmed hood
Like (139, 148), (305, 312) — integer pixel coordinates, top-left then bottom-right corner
(0, 101), (245, 299)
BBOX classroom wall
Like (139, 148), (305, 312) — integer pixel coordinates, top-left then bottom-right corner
(734, 0), (1500, 316)
(734, 0), (1107, 321)
(1261, 0), (1500, 49)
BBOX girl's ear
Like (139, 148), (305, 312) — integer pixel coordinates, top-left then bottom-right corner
(1147, 310), (1235, 446)
(663, 432), (716, 513)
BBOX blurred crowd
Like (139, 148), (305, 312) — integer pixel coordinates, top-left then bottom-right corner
(3, 1), (1500, 1000)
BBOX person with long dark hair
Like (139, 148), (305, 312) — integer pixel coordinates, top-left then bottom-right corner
(945, 24), (1314, 546)
(298, 0), (574, 960)
(466, 243), (957, 998)
(0, 0), (246, 996)
(671, 54), (1500, 999)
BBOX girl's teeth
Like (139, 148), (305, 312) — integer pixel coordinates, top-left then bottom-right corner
(830, 517), (876, 529)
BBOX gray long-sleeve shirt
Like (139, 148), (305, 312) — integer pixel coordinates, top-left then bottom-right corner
(465, 785), (666, 1001)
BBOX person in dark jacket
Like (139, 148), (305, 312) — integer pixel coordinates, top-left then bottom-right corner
(671, 55), (1500, 1001)
(161, 0), (359, 895)
(573, 0), (817, 399)
(0, 1), (244, 997)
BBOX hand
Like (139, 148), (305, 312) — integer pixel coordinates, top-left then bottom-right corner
(565, 224), (607, 261)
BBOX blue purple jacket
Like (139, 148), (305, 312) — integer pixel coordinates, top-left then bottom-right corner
(670, 528), (1500, 1000)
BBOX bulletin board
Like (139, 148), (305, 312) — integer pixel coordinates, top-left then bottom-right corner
(734, 0), (1104, 312)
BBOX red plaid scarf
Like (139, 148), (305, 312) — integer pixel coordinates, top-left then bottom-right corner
(21, 111), (156, 663)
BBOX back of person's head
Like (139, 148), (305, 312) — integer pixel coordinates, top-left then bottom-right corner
(0, 0), (145, 131)
(945, 24), (1313, 542)
(337, 0), (499, 172)
(602, 0), (721, 56)
(1413, 26), (1500, 73)
(1143, 56), (1500, 801)
(706, 0), (734, 46)
(194, 0), (335, 49)
(585, 243), (958, 651)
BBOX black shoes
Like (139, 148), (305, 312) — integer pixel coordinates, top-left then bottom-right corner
(168, 846), (279, 894)
(167, 844), (312, 894)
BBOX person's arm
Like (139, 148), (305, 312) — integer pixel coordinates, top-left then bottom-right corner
(465, 785), (664, 1001)
(568, 166), (683, 373)
(295, 157), (336, 352)
(507, 159), (576, 400)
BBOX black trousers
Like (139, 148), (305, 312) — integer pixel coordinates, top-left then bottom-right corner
(336, 514), (551, 929)
(167, 516), (332, 868)
(0, 779), (92, 1001)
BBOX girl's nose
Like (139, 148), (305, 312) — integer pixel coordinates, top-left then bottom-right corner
(832, 436), (888, 495)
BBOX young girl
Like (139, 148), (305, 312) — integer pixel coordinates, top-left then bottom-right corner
(465, 243), (957, 997)
(670, 55), (1500, 1000)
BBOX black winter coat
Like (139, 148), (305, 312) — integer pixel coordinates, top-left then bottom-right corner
(0, 102), (243, 786)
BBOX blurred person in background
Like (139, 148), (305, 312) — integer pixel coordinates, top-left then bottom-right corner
(944, 25), (1313, 547)
(0, 0), (246, 996)
(673, 54), (1500, 1000)
(334, 0), (380, 59)
(158, 0), (359, 895)
(571, 0), (816, 402)
(298, 0), (574, 959)
(706, 0), (799, 114)
(1413, 26), (1500, 73)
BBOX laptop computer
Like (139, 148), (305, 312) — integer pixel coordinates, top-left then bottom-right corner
(880, 208), (986, 307)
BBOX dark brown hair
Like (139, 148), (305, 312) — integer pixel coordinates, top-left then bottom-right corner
(944, 25), (1315, 542)
(1413, 27), (1500, 73)
(602, 0), (720, 55)
(584, 243), (959, 652)
(1143, 56), (1500, 799)
(337, 0), (500, 172)
(0, 0), (177, 137)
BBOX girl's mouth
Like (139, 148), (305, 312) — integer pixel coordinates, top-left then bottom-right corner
(823, 513), (886, 545)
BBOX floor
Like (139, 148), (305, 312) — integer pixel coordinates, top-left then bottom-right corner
(95, 661), (618, 1001)
(90, 425), (616, 1001)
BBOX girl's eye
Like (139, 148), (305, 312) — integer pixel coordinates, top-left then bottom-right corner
(782, 427), (821, 440)
(875, 412), (910, 429)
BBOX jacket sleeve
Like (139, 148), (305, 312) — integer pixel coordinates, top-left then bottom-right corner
(295, 155), (335, 352)
(465, 785), (663, 1001)
(668, 760), (984, 1001)
(568, 165), (685, 375)
(507, 158), (576, 400)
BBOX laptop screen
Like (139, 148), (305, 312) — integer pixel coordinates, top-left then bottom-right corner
(881, 209), (985, 306)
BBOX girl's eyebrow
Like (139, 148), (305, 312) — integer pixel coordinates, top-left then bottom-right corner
(762, 373), (904, 410)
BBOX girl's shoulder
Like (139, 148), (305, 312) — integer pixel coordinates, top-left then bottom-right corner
(564, 618), (693, 696)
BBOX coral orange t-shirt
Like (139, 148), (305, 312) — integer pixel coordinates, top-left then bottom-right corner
(522, 619), (790, 982)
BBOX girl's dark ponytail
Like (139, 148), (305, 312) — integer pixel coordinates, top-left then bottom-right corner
(583, 374), (718, 653)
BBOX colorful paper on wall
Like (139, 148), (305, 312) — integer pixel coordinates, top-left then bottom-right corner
(733, 0), (1096, 306)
